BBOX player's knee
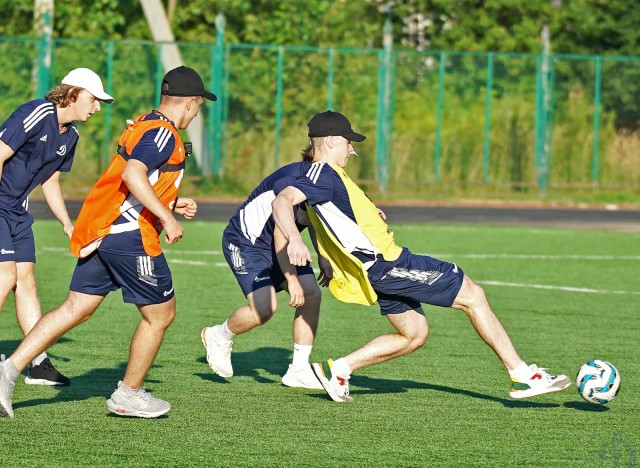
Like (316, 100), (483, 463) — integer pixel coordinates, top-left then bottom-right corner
(254, 305), (276, 324)
(303, 283), (321, 308)
(455, 276), (488, 311)
(0, 269), (18, 293)
(408, 322), (429, 351)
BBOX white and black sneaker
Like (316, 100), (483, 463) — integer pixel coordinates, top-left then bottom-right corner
(25, 358), (71, 386)
(107, 381), (171, 418)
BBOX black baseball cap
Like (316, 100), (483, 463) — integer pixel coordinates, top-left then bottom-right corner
(161, 66), (217, 101)
(308, 110), (366, 142)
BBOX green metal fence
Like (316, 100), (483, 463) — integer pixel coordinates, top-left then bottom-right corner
(1, 34), (639, 197)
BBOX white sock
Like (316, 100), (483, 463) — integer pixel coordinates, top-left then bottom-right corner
(4, 358), (21, 382)
(332, 358), (352, 378)
(508, 361), (530, 379)
(215, 320), (235, 341)
(32, 352), (47, 367)
(292, 343), (312, 370)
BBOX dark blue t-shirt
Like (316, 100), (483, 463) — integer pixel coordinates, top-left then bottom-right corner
(0, 99), (78, 221)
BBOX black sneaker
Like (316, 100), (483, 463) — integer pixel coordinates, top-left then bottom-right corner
(25, 358), (71, 386)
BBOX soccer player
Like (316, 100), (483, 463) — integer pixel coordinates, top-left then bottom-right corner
(271, 110), (571, 402)
(0, 66), (212, 418)
(0, 68), (113, 386)
(201, 156), (332, 389)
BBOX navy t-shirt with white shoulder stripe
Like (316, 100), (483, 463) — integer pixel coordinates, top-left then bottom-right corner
(0, 99), (78, 221)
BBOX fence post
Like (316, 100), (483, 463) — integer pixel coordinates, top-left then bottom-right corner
(375, 18), (393, 194)
(534, 26), (551, 195)
(591, 56), (602, 184)
(327, 48), (335, 110)
(274, 46), (285, 170)
(482, 53), (494, 184)
(155, 43), (163, 107)
(101, 41), (115, 173)
(35, 8), (53, 98)
(434, 51), (446, 183)
(210, 13), (226, 177)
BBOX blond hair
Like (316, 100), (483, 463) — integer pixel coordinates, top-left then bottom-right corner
(45, 84), (83, 107)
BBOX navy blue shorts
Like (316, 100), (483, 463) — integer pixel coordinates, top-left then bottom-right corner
(222, 233), (314, 297)
(369, 249), (464, 315)
(69, 250), (174, 305)
(0, 215), (36, 263)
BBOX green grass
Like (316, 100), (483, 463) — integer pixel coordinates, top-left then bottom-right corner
(1, 220), (639, 466)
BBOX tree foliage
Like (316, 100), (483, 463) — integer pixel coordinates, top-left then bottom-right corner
(2, 0), (640, 56)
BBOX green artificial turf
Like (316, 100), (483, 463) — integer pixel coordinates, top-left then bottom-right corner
(1, 220), (638, 466)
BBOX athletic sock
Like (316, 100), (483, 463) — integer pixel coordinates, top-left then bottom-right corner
(292, 343), (312, 370)
(216, 320), (235, 341)
(508, 361), (530, 380)
(331, 358), (352, 378)
(32, 352), (47, 367)
(4, 358), (21, 382)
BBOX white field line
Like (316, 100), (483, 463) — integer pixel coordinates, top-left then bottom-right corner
(41, 247), (639, 261)
(478, 280), (640, 296)
(40, 247), (639, 295)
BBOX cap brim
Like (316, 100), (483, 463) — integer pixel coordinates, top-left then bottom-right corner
(203, 91), (217, 101)
(92, 91), (114, 103)
(344, 131), (366, 142)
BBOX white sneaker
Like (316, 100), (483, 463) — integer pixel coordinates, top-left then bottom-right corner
(281, 364), (324, 389)
(201, 326), (233, 377)
(106, 381), (171, 418)
(0, 355), (16, 418)
(509, 364), (571, 399)
(311, 359), (352, 403)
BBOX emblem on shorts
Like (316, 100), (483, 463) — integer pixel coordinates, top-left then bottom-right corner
(1, 249), (16, 255)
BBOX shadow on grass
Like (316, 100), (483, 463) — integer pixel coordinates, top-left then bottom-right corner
(13, 362), (166, 412)
(563, 401), (610, 412)
(327, 375), (560, 408)
(194, 346), (559, 408)
(196, 346), (291, 385)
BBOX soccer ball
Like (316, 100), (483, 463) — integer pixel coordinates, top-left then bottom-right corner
(576, 360), (620, 404)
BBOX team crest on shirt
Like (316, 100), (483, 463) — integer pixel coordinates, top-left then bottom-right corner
(56, 144), (67, 156)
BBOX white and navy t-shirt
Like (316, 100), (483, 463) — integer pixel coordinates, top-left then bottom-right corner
(224, 161), (312, 250)
(0, 99), (78, 221)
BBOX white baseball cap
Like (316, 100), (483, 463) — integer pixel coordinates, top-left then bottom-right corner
(61, 68), (114, 103)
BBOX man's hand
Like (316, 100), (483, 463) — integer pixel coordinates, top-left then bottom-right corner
(163, 215), (184, 245)
(173, 197), (198, 219)
(287, 275), (305, 308)
(287, 237), (312, 266)
(62, 223), (74, 239)
(377, 208), (387, 221)
(317, 256), (333, 287)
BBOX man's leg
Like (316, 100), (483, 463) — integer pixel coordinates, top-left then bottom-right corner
(10, 291), (104, 371)
(14, 262), (70, 385)
(312, 309), (428, 402)
(0, 291), (104, 417)
(201, 286), (277, 377)
(281, 274), (323, 389)
(105, 298), (175, 419)
(122, 297), (176, 389)
(451, 275), (523, 370)
(228, 286), (278, 334)
(291, 275), (321, 346)
(13, 262), (41, 334)
(451, 275), (570, 398)
(343, 308), (428, 373)
(0, 261), (18, 316)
